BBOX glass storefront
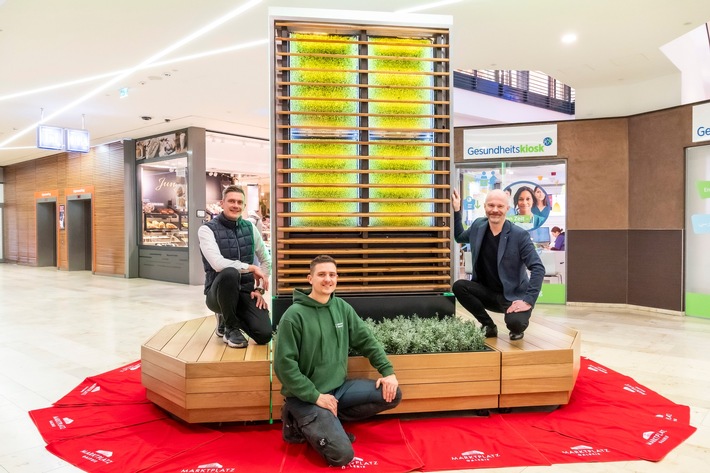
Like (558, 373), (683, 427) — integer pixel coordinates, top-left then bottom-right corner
(456, 160), (567, 303)
(138, 156), (188, 247)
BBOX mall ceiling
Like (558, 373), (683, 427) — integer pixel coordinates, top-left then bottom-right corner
(1, 0), (709, 170)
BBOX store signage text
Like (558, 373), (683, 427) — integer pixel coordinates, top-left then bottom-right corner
(692, 103), (710, 143)
(463, 124), (557, 159)
(155, 178), (179, 191)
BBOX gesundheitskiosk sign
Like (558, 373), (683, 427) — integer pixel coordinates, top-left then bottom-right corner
(463, 124), (557, 159)
(692, 102), (710, 143)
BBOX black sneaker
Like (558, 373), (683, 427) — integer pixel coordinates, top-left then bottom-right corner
(223, 329), (248, 348)
(483, 324), (498, 338)
(282, 408), (306, 444)
(509, 332), (524, 341)
(214, 313), (225, 338)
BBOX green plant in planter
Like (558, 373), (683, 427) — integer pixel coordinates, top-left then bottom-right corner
(290, 33), (359, 128)
(368, 143), (434, 226)
(289, 142), (358, 227)
(350, 315), (487, 355)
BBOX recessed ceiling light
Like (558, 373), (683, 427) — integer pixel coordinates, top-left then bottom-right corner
(561, 33), (577, 44)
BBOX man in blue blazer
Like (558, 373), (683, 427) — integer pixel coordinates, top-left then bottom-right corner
(451, 188), (545, 340)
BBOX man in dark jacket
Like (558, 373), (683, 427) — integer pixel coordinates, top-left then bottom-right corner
(274, 255), (401, 467)
(452, 188), (545, 341)
(198, 185), (271, 348)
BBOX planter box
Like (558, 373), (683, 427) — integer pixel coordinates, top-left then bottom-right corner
(347, 350), (501, 414)
(144, 314), (580, 423)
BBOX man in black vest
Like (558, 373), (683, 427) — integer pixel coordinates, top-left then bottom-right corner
(198, 185), (272, 348)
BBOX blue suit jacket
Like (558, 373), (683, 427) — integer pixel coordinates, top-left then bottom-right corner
(454, 213), (545, 307)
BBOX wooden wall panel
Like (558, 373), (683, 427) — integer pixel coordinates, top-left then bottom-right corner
(628, 230), (683, 311)
(3, 143), (126, 276)
(93, 142), (126, 275)
(557, 118), (629, 230)
(628, 106), (691, 230)
(566, 230), (627, 304)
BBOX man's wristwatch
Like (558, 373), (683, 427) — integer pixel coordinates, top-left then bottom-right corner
(254, 287), (265, 295)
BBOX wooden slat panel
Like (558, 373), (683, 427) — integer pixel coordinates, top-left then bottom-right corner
(147, 391), (270, 423)
(143, 321), (186, 350)
(501, 376), (575, 394)
(348, 366), (500, 384)
(141, 347), (187, 377)
(184, 359), (269, 378)
(279, 266), (448, 275)
(186, 375), (270, 394)
(161, 318), (205, 357)
(499, 391), (571, 408)
(278, 237), (447, 244)
(277, 51), (450, 63)
(177, 317), (216, 362)
(277, 67), (449, 77)
(277, 112), (450, 120)
(142, 373), (186, 407)
(141, 359), (185, 391)
(275, 22), (451, 36)
(348, 351), (499, 371)
(198, 334), (228, 362)
(280, 257), (450, 264)
(278, 248), (450, 255)
(502, 363), (573, 381)
(186, 390), (270, 409)
(244, 343), (270, 362)
(390, 395), (499, 414)
(277, 284), (451, 293)
(502, 349), (574, 366)
(400, 381), (501, 399)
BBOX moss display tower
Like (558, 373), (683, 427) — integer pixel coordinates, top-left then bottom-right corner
(269, 9), (453, 325)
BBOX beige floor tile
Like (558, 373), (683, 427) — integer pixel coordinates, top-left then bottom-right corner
(1, 263), (709, 472)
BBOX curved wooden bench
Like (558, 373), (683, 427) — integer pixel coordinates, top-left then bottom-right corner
(485, 312), (581, 408)
(141, 314), (580, 423)
(141, 316), (271, 423)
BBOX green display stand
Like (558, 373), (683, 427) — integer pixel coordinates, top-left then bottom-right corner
(537, 283), (566, 304)
(685, 292), (710, 318)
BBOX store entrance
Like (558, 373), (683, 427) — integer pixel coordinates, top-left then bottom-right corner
(36, 200), (57, 267)
(455, 159), (567, 304)
(66, 197), (93, 271)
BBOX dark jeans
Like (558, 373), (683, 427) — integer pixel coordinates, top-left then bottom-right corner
(452, 279), (532, 334)
(283, 379), (402, 467)
(205, 267), (271, 344)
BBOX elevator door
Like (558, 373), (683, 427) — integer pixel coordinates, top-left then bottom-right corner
(36, 200), (57, 267)
(67, 198), (93, 271)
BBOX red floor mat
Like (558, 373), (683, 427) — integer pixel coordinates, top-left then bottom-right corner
(34, 357), (696, 472)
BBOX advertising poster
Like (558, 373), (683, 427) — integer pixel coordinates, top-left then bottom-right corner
(458, 161), (566, 304)
(685, 145), (710, 318)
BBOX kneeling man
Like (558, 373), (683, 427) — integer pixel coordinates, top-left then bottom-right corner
(274, 255), (401, 467)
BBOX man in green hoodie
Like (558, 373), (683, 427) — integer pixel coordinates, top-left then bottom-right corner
(273, 255), (401, 467)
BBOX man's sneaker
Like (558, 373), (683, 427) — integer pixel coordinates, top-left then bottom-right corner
(509, 331), (524, 341)
(483, 324), (498, 338)
(214, 313), (225, 338)
(282, 408), (306, 444)
(223, 329), (248, 348)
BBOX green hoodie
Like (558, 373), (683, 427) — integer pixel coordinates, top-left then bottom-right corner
(274, 288), (394, 404)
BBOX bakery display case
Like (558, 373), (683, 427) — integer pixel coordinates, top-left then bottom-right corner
(139, 156), (189, 248)
(143, 208), (188, 247)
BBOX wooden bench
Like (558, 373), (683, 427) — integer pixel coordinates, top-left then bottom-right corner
(142, 314), (580, 423)
(141, 316), (271, 423)
(485, 312), (581, 408)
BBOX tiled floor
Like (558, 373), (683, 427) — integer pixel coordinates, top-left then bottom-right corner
(0, 263), (708, 472)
